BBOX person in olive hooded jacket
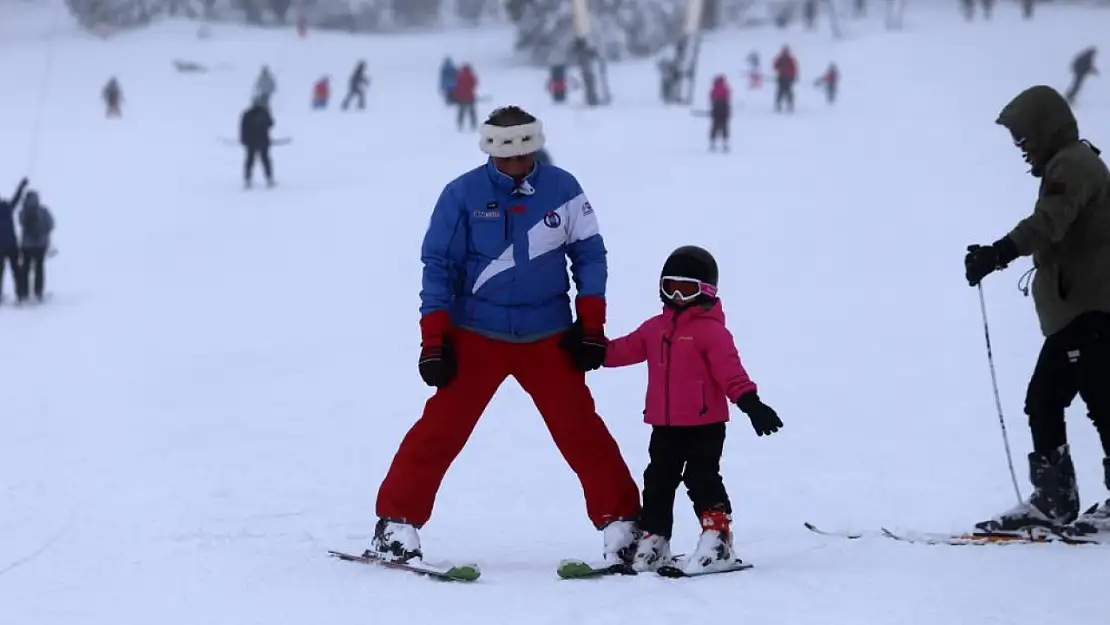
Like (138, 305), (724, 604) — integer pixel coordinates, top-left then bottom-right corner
(965, 85), (1110, 536)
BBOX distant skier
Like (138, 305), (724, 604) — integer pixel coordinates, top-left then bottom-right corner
(658, 57), (682, 104)
(772, 45), (798, 113)
(312, 76), (330, 110)
(1021, 0), (1034, 19)
(240, 97), (275, 188)
(603, 245), (782, 574)
(103, 77), (122, 118)
(342, 61), (369, 111)
(439, 56), (458, 105)
(547, 64), (569, 104)
(453, 63), (478, 131)
(746, 50), (762, 89)
(1065, 47), (1098, 105)
(0, 177), (29, 304)
(802, 0), (817, 29)
(815, 62), (838, 104)
(253, 65), (276, 106)
(966, 85), (1110, 535)
(19, 190), (54, 303)
(708, 75), (731, 152)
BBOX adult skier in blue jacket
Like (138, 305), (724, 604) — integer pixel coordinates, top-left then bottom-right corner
(370, 105), (641, 566)
(439, 56), (457, 105)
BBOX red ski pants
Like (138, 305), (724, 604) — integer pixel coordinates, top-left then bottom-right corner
(376, 329), (641, 528)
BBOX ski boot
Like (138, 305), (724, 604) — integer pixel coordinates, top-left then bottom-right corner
(365, 518), (422, 563)
(976, 444), (1079, 532)
(1071, 458), (1110, 536)
(685, 506), (741, 574)
(631, 531), (671, 572)
(601, 518), (640, 566)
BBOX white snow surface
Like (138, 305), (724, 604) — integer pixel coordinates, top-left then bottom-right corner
(2, 3), (1109, 624)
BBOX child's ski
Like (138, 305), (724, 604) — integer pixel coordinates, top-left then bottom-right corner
(328, 550), (480, 581)
(556, 559), (636, 579)
(803, 522), (864, 539)
(657, 559), (753, 578)
(803, 522), (1098, 545)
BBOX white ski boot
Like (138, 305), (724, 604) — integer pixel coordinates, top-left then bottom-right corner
(365, 518), (422, 563)
(684, 508), (737, 574)
(601, 519), (639, 565)
(631, 532), (671, 572)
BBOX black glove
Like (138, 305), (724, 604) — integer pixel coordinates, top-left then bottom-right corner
(965, 237), (1018, 287)
(418, 337), (457, 388)
(560, 322), (608, 371)
(735, 392), (783, 437)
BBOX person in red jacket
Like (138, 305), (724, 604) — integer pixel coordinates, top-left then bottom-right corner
(708, 75), (731, 152)
(772, 45), (798, 113)
(453, 64), (478, 131)
(312, 76), (330, 110)
(814, 62), (838, 105)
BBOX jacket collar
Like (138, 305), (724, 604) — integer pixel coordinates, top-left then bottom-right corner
(661, 299), (726, 323)
(485, 158), (540, 196)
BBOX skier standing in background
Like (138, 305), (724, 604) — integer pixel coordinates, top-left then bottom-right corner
(708, 75), (731, 152)
(1065, 47), (1098, 105)
(966, 85), (1110, 535)
(312, 76), (330, 110)
(439, 56), (458, 105)
(253, 66), (276, 106)
(342, 61), (369, 111)
(746, 50), (762, 89)
(19, 190), (54, 303)
(772, 45), (798, 113)
(604, 245), (782, 574)
(240, 97), (275, 189)
(0, 177), (29, 304)
(368, 105), (642, 567)
(815, 63), (838, 104)
(453, 64), (478, 131)
(103, 77), (122, 117)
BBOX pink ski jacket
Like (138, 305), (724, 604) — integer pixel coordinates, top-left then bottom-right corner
(604, 300), (757, 427)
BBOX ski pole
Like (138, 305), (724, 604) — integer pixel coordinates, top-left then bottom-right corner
(978, 283), (1023, 505)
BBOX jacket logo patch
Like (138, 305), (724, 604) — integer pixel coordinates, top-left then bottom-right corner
(543, 211), (562, 228)
(582, 202), (594, 216)
(1045, 181), (1066, 196)
(474, 202), (500, 219)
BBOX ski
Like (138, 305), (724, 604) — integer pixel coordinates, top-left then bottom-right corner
(328, 550), (480, 582)
(657, 559), (753, 578)
(803, 522), (1099, 546)
(556, 558), (636, 580)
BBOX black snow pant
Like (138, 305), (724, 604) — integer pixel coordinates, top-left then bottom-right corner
(825, 85), (837, 104)
(0, 248), (26, 301)
(639, 423), (731, 539)
(342, 88), (365, 110)
(456, 101), (477, 130)
(244, 144), (273, 184)
(1026, 311), (1110, 458)
(20, 246), (47, 299)
(710, 113), (729, 144)
(774, 77), (795, 112)
(1065, 72), (1090, 104)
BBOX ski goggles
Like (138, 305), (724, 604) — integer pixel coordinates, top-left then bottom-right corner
(660, 276), (717, 302)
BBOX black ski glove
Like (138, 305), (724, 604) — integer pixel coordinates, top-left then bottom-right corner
(735, 392), (783, 437)
(560, 322), (608, 372)
(418, 337), (457, 388)
(965, 237), (1018, 287)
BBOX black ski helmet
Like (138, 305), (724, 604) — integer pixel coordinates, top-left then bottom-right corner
(660, 245), (719, 306)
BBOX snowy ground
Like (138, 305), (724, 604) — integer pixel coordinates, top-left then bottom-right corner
(2, 2), (1109, 624)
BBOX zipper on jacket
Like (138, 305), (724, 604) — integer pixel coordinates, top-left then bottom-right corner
(503, 209), (510, 240)
(662, 314), (681, 426)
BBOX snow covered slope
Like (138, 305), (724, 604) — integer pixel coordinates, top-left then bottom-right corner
(1, 3), (1108, 624)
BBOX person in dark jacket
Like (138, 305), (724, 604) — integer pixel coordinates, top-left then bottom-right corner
(1065, 47), (1098, 105)
(708, 74), (731, 152)
(240, 98), (275, 188)
(342, 61), (369, 111)
(19, 190), (54, 302)
(439, 57), (458, 105)
(967, 85), (1110, 535)
(0, 177), (29, 303)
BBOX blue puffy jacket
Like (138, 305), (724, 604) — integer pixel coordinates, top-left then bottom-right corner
(420, 159), (606, 341)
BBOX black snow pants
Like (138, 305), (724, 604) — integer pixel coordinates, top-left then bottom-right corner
(1026, 311), (1110, 457)
(639, 422), (731, 539)
(21, 246), (47, 299)
(774, 77), (795, 112)
(342, 88), (365, 110)
(1065, 71), (1090, 104)
(456, 101), (477, 130)
(710, 104), (730, 143)
(0, 249), (25, 301)
(244, 144), (273, 184)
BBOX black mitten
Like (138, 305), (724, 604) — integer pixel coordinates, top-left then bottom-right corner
(418, 337), (457, 388)
(735, 392), (783, 437)
(559, 322), (608, 371)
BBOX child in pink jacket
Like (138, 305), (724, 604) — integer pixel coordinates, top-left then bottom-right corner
(604, 245), (783, 574)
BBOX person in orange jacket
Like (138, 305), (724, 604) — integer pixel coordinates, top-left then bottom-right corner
(312, 76), (330, 110)
(453, 64), (478, 131)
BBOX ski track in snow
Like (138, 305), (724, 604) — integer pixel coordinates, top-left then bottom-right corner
(1, 3), (1108, 624)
